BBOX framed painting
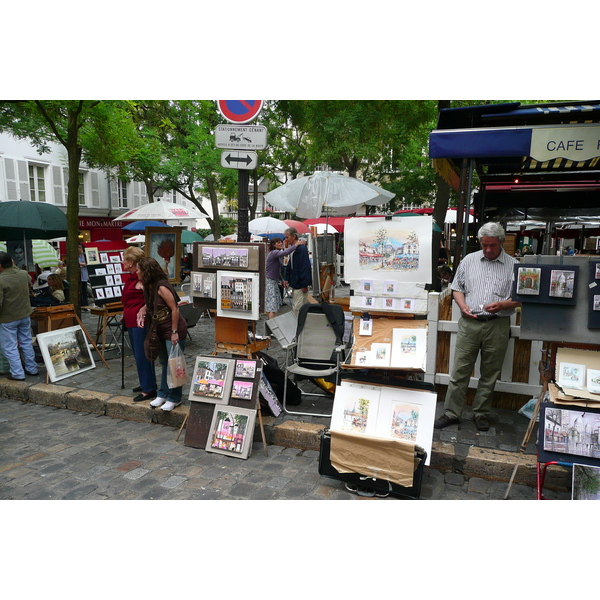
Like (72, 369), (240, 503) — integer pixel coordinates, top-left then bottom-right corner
(37, 325), (96, 383)
(216, 270), (260, 320)
(7, 240), (34, 271)
(188, 356), (235, 404)
(231, 380), (254, 400)
(374, 386), (437, 465)
(145, 227), (181, 284)
(330, 381), (381, 436)
(344, 216), (433, 284)
(572, 464), (600, 500)
(390, 327), (427, 371)
(235, 359), (257, 379)
(85, 247), (101, 265)
(205, 406), (257, 460)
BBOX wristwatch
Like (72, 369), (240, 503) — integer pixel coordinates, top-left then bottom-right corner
(172, 329), (178, 334)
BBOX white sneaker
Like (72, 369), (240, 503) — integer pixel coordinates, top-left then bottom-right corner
(161, 401), (181, 412)
(150, 396), (167, 408)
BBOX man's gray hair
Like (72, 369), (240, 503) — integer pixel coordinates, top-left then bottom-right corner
(284, 227), (298, 240)
(478, 222), (505, 242)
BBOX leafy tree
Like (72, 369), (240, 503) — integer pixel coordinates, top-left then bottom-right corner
(0, 100), (139, 314)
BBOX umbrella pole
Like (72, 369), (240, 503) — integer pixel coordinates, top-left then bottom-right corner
(121, 321), (125, 389)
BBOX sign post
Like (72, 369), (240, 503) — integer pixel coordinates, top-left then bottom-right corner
(216, 101), (266, 243)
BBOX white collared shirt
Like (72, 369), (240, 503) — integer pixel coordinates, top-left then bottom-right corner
(451, 248), (517, 317)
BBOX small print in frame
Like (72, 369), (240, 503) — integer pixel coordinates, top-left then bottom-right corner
(516, 267), (541, 296)
(231, 380), (254, 400)
(206, 407), (256, 460)
(558, 362), (586, 390)
(235, 360), (256, 379)
(595, 263), (600, 279)
(549, 269), (575, 298)
(594, 295), (600, 311)
(360, 318), (373, 336)
(85, 247), (100, 265)
(99, 253), (109, 264)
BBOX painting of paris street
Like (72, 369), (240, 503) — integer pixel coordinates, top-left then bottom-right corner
(543, 407), (600, 459)
(344, 217), (433, 283)
(37, 325), (96, 382)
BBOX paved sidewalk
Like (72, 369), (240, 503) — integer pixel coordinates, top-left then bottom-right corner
(0, 397), (569, 500)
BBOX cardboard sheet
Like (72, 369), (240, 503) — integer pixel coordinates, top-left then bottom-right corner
(330, 429), (417, 487)
(555, 347), (600, 401)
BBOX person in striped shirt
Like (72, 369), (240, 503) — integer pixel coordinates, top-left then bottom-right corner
(434, 222), (521, 432)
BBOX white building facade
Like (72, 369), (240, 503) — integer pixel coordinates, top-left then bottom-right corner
(0, 132), (217, 242)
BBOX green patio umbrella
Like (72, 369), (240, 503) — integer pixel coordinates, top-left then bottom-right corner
(180, 230), (204, 244)
(0, 200), (68, 241)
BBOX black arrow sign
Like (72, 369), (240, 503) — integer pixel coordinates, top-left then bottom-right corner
(226, 153), (253, 166)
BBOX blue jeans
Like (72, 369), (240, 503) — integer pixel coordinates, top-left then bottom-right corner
(0, 317), (38, 379)
(128, 325), (157, 394)
(157, 338), (186, 403)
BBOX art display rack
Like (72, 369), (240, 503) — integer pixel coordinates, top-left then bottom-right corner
(86, 249), (126, 307)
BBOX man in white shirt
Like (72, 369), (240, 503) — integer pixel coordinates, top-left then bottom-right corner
(434, 222), (520, 432)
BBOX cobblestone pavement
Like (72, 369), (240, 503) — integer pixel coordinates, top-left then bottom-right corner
(0, 397), (569, 500)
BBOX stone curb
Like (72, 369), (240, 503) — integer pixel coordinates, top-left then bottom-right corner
(2, 379), (570, 490)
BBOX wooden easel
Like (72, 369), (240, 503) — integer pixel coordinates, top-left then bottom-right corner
(31, 304), (110, 383)
(90, 302), (124, 358)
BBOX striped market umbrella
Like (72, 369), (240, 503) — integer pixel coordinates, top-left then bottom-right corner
(0, 239), (59, 268)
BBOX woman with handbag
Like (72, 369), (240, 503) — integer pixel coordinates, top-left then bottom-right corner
(136, 257), (188, 412)
(121, 247), (157, 402)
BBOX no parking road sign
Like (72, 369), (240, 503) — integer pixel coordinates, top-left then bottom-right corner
(218, 100), (263, 124)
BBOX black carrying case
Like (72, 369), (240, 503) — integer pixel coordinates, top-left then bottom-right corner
(318, 429), (427, 500)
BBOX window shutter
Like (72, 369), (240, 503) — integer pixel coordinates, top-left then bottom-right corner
(17, 160), (30, 201)
(91, 172), (100, 207)
(3, 158), (18, 200)
(109, 179), (119, 207)
(53, 166), (65, 205)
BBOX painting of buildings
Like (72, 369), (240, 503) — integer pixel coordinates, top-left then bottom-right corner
(543, 407), (600, 459)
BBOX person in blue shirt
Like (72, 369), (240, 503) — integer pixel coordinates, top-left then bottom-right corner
(283, 227), (312, 316)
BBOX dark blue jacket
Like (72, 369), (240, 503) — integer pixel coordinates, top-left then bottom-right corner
(284, 244), (312, 289)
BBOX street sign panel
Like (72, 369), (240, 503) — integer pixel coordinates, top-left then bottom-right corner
(220, 150), (258, 170)
(215, 124), (268, 150)
(217, 100), (263, 124)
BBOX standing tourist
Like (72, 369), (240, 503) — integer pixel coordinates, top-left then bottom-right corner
(0, 251), (39, 380)
(121, 247), (157, 402)
(265, 236), (306, 320)
(283, 227), (312, 316)
(434, 222), (520, 432)
(78, 244), (90, 311)
(135, 257), (187, 412)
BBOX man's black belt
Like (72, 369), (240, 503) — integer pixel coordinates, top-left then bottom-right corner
(475, 314), (498, 322)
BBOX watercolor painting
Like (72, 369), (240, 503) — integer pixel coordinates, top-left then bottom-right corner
(189, 357), (234, 404)
(206, 407), (256, 459)
(544, 407), (600, 459)
(516, 267), (541, 295)
(572, 464), (600, 500)
(344, 217), (432, 283)
(330, 382), (381, 436)
(558, 362), (586, 390)
(549, 269), (575, 298)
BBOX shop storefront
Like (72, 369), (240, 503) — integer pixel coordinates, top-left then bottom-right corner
(78, 216), (127, 243)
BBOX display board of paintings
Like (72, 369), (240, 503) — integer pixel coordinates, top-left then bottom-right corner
(87, 250), (125, 305)
(511, 263), (579, 305)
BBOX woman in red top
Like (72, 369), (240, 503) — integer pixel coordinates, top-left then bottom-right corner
(121, 246), (157, 402)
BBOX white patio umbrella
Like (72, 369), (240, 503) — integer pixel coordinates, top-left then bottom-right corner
(310, 223), (339, 234)
(113, 200), (206, 222)
(125, 235), (145, 244)
(264, 171), (395, 219)
(248, 216), (288, 235)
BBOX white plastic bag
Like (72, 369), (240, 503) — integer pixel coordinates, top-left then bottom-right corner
(167, 343), (188, 388)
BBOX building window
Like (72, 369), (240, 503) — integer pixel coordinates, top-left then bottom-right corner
(78, 172), (86, 205)
(118, 180), (128, 208)
(29, 164), (46, 202)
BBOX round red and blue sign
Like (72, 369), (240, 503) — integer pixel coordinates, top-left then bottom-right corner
(217, 100), (263, 124)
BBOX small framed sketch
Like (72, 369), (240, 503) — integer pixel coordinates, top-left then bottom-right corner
(104, 286), (114, 299)
(105, 275), (115, 287)
(235, 359), (257, 379)
(596, 263), (600, 279)
(85, 247), (100, 265)
(110, 254), (121, 263)
(516, 267), (542, 296)
(557, 362), (586, 390)
(361, 279), (374, 293)
(549, 269), (576, 298)
(231, 380), (254, 400)
(330, 381), (381, 436)
(37, 325), (96, 383)
(384, 280), (397, 294)
(106, 263), (115, 274)
(95, 287), (105, 300)
(370, 343), (391, 367)
(99, 252), (109, 264)
(354, 350), (371, 366)
(587, 369), (600, 394)
(359, 318), (372, 336)
(205, 406), (257, 460)
(112, 286), (122, 297)
(95, 267), (107, 276)
(188, 356), (236, 404)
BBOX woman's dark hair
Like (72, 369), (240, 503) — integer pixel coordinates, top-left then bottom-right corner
(269, 237), (283, 251)
(137, 256), (168, 308)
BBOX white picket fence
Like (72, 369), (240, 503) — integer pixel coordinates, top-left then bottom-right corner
(425, 289), (543, 398)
